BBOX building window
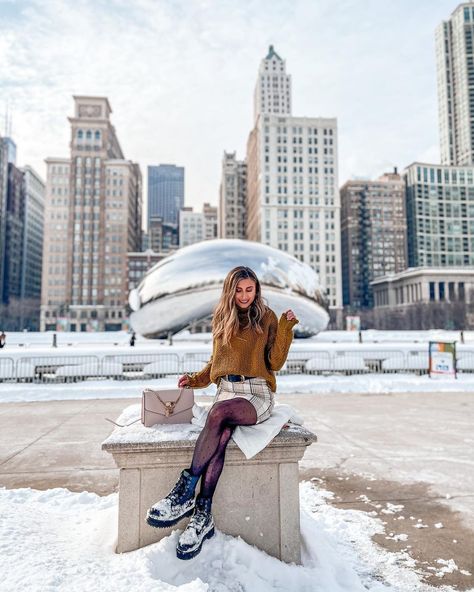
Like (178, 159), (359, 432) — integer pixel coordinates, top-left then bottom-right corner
(429, 282), (435, 302)
(438, 282), (445, 301)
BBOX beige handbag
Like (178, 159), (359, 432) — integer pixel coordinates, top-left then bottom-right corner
(141, 386), (194, 427)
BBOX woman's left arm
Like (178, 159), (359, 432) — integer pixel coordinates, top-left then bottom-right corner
(266, 310), (299, 371)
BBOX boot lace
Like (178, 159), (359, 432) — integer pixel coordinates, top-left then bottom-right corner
(168, 479), (186, 503)
(188, 509), (207, 532)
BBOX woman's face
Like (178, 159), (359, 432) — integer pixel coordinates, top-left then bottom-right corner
(235, 278), (256, 309)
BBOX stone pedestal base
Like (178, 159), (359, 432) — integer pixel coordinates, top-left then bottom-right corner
(102, 424), (316, 564)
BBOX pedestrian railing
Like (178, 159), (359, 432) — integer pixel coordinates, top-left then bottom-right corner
(0, 357), (15, 381)
(2, 348), (474, 383)
(103, 353), (181, 379)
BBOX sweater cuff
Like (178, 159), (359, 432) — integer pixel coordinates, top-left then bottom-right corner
(279, 314), (299, 331)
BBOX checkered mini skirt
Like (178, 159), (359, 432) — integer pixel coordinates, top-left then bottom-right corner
(213, 377), (274, 424)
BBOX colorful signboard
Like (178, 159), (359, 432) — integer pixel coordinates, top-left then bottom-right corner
(429, 341), (457, 378)
(346, 316), (361, 331)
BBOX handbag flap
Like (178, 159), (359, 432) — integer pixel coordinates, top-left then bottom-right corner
(143, 388), (194, 416)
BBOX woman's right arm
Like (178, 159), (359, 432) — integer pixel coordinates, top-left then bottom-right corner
(178, 356), (213, 389)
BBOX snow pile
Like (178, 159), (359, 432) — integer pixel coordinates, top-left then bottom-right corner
(0, 482), (469, 592)
(2, 372), (474, 404)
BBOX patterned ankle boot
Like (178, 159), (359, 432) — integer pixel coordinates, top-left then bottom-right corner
(146, 469), (199, 528)
(176, 495), (215, 560)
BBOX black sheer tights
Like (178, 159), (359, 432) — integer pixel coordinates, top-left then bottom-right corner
(189, 398), (257, 499)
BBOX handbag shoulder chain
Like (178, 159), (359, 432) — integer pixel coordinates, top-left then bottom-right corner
(152, 387), (188, 417)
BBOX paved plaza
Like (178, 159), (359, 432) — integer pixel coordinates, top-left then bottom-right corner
(0, 390), (473, 589)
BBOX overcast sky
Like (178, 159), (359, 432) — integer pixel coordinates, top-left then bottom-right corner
(0, 0), (462, 219)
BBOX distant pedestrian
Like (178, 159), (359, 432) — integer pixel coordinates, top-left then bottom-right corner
(0, 331), (5, 349)
(129, 331), (136, 347)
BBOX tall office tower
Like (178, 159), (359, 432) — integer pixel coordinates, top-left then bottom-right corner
(148, 215), (179, 253)
(247, 50), (342, 317)
(19, 166), (45, 301)
(254, 45), (292, 122)
(436, 2), (474, 165)
(405, 162), (474, 267)
(162, 222), (179, 251)
(148, 215), (163, 251)
(3, 137), (17, 165)
(202, 202), (218, 241)
(0, 136), (8, 301)
(41, 96), (142, 332)
(0, 159), (45, 329)
(340, 170), (407, 308)
(179, 207), (203, 247)
(219, 151), (247, 238)
(147, 164), (184, 227)
(179, 203), (217, 248)
(2, 162), (25, 303)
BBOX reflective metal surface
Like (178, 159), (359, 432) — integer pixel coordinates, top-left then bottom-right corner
(129, 239), (329, 338)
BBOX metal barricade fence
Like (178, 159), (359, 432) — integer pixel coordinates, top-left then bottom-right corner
(182, 352), (212, 374)
(102, 353), (181, 379)
(16, 355), (101, 383)
(456, 349), (474, 373)
(7, 346), (472, 383)
(0, 357), (15, 382)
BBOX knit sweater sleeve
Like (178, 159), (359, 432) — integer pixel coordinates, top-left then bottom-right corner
(186, 356), (213, 388)
(266, 311), (299, 371)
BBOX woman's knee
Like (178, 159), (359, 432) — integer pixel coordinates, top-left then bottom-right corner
(206, 402), (229, 429)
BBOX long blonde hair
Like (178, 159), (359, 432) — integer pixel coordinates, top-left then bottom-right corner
(212, 266), (268, 346)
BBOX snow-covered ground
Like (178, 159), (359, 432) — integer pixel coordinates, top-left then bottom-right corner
(1, 373), (473, 403)
(1, 481), (469, 592)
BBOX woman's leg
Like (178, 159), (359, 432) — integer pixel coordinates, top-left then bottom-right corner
(199, 426), (233, 498)
(176, 399), (257, 560)
(189, 398), (257, 478)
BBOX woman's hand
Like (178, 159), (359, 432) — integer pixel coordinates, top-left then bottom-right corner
(284, 309), (297, 322)
(178, 374), (191, 388)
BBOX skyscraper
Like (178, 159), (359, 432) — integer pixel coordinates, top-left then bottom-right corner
(179, 202), (218, 248)
(219, 151), (247, 239)
(0, 139), (45, 330)
(0, 135), (8, 302)
(41, 96), (142, 332)
(340, 170), (407, 308)
(247, 47), (342, 318)
(253, 45), (292, 122)
(405, 162), (474, 267)
(436, 2), (474, 165)
(20, 166), (45, 301)
(147, 164), (184, 228)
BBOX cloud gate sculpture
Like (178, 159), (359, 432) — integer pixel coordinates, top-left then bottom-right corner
(128, 239), (329, 338)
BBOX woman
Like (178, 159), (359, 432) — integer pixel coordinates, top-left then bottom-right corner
(146, 266), (299, 560)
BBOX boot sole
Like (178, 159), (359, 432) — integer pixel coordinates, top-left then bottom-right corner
(176, 526), (215, 560)
(146, 507), (194, 529)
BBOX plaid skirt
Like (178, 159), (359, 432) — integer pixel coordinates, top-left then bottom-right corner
(213, 377), (274, 424)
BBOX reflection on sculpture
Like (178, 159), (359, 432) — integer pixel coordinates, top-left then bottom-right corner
(129, 239), (329, 338)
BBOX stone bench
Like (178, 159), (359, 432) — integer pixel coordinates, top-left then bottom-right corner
(102, 416), (317, 564)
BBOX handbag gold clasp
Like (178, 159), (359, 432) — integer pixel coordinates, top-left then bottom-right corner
(164, 401), (176, 416)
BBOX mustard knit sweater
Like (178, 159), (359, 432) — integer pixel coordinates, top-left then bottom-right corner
(186, 306), (299, 393)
